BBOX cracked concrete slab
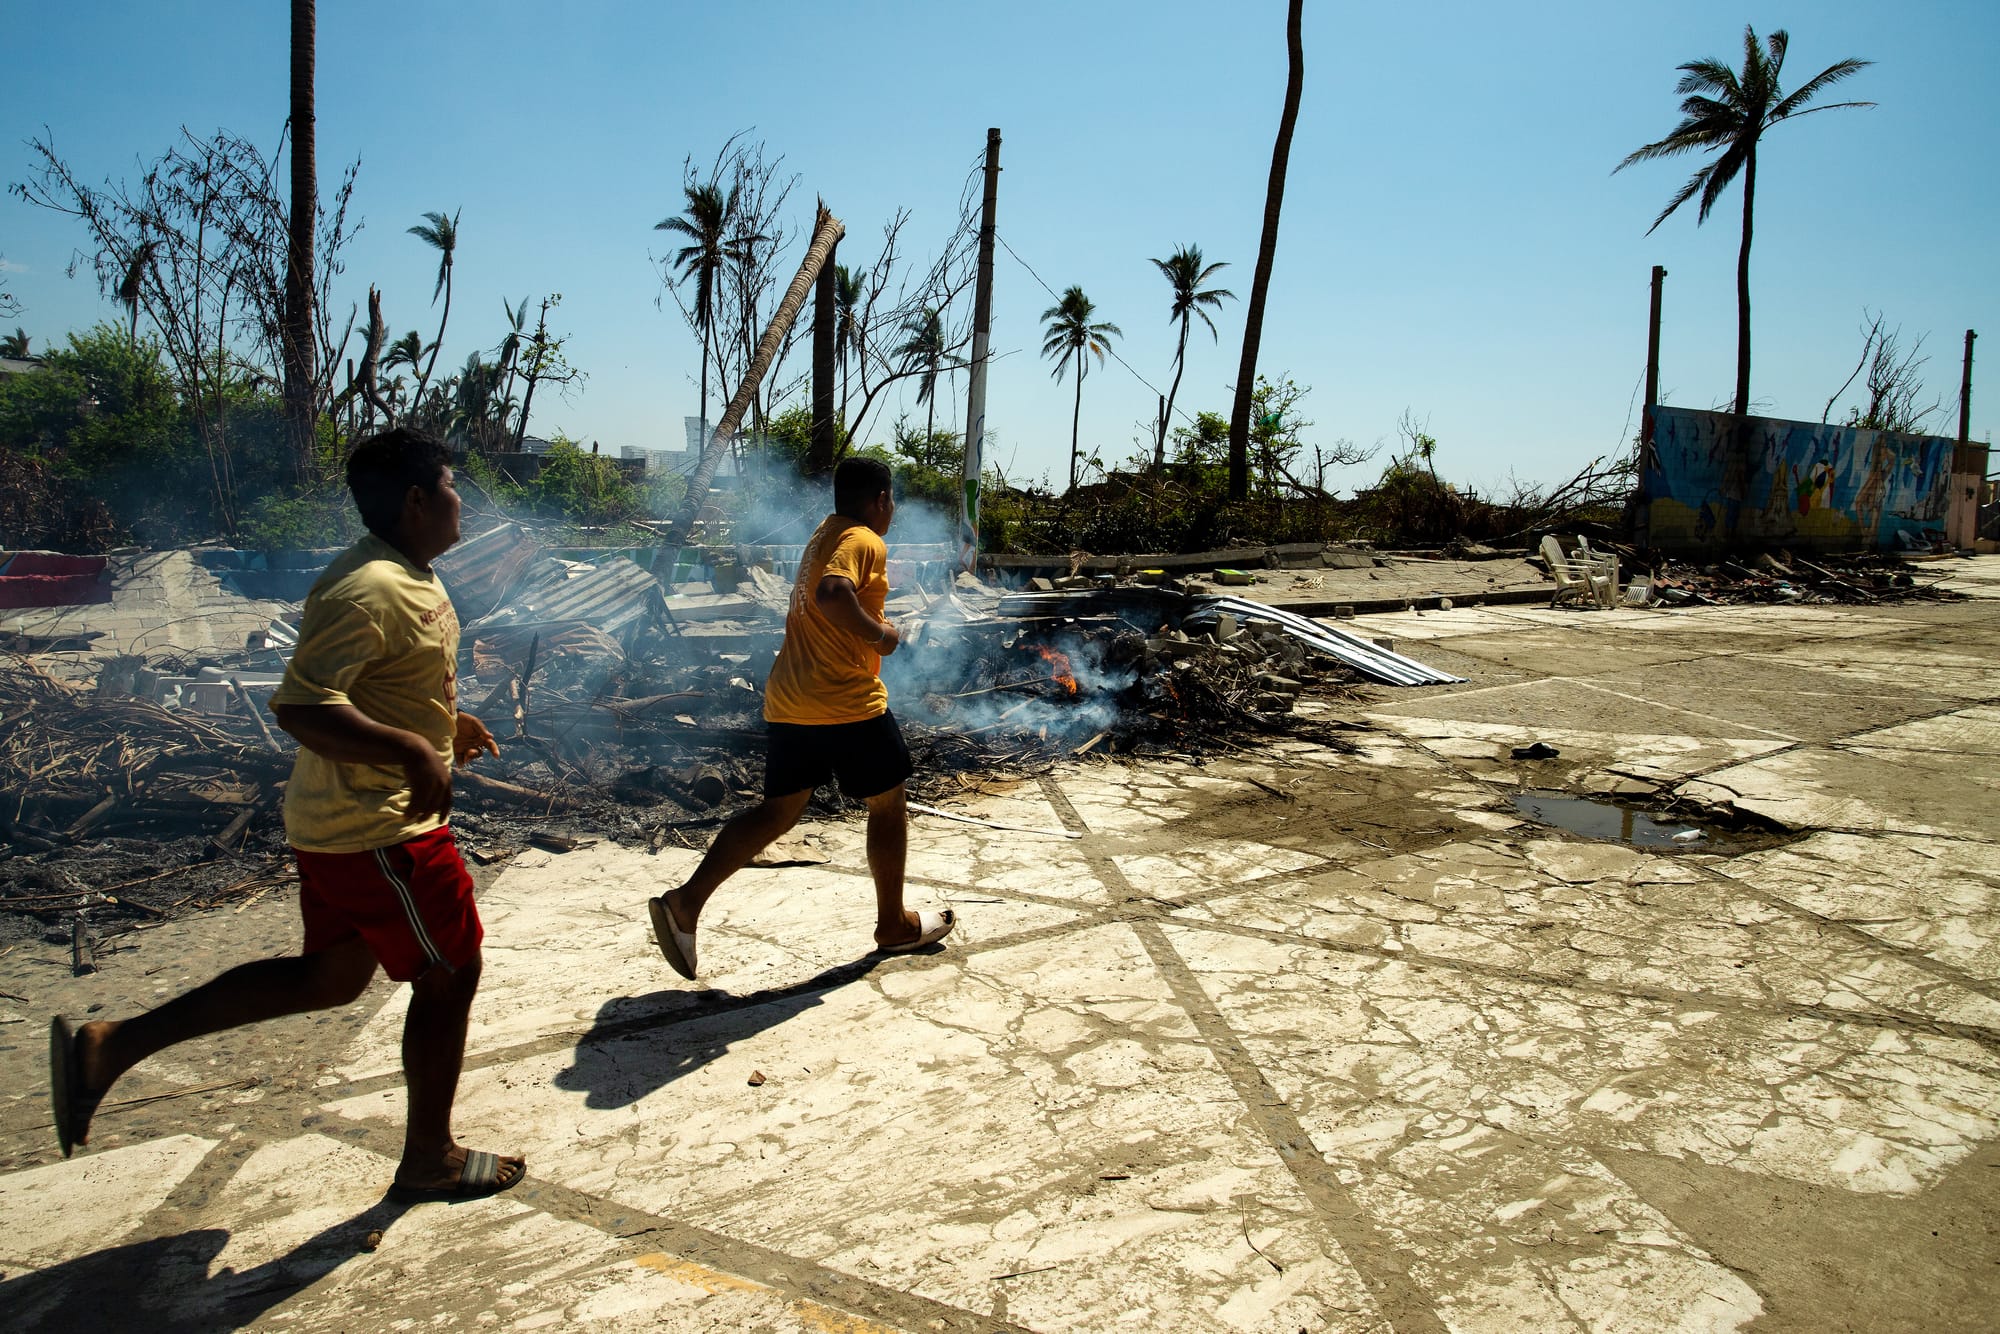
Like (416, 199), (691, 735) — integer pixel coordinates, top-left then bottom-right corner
(3, 566), (1998, 1331)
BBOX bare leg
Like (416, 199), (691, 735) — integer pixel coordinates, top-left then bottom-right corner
(77, 936), (379, 1098)
(660, 789), (813, 933)
(394, 950), (521, 1190)
(865, 784), (922, 948)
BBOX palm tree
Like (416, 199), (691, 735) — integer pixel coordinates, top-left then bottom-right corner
(656, 179), (738, 449)
(283, 0), (317, 475)
(383, 330), (427, 420)
(833, 263), (865, 424)
(1040, 286), (1121, 494)
(1229, 0), (1303, 499)
(407, 208), (461, 413)
(1, 328), (29, 359)
(1148, 245), (1233, 469)
(448, 351), (506, 446)
(1617, 27), (1871, 417)
(384, 330), (426, 378)
(493, 295), (530, 433)
(893, 306), (949, 443)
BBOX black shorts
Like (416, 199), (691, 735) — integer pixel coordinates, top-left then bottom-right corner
(764, 710), (913, 801)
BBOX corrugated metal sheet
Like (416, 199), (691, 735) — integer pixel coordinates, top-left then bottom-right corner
(994, 588), (1462, 687)
(472, 555), (665, 640)
(1196, 596), (1463, 686)
(436, 522), (542, 622)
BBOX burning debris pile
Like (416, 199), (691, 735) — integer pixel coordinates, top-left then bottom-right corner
(2, 523), (1472, 939)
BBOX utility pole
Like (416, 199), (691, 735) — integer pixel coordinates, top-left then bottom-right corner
(1948, 329), (1982, 550)
(1644, 265), (1665, 413)
(1961, 328), (1977, 446)
(1629, 265), (1666, 548)
(959, 128), (1001, 572)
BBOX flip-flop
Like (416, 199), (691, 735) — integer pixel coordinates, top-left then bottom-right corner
(388, 1148), (525, 1203)
(48, 1016), (104, 1158)
(648, 895), (698, 981)
(876, 908), (956, 955)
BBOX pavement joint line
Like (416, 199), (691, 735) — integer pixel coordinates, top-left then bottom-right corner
(1645, 686), (2000, 801)
(304, 1125), (1023, 1334)
(1173, 711), (2000, 1011)
(162, 858), (2000, 1121)
(1035, 771), (1451, 1334)
(1397, 609), (1941, 683)
(1675, 854), (2000, 1007)
(1766, 823), (2000, 846)
(322, 908), (1135, 1102)
(1559, 678), (1803, 742)
(1177, 912), (2000, 1053)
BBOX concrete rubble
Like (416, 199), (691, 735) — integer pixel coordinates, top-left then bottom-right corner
(0, 550), (1996, 1331)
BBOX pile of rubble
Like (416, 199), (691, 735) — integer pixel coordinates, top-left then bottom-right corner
(1644, 550), (1967, 607)
(3, 524), (1471, 941)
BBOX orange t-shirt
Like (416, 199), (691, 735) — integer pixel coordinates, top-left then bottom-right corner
(763, 514), (889, 724)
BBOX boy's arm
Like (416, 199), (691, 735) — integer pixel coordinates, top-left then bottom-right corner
(273, 703), (454, 819)
(814, 575), (899, 654)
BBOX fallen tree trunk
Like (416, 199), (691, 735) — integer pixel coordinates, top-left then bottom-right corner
(665, 203), (845, 548)
(455, 769), (579, 810)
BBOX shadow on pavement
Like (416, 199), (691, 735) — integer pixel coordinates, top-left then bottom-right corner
(0, 1194), (412, 1331)
(554, 954), (888, 1110)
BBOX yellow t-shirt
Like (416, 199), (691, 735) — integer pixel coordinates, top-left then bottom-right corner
(763, 515), (889, 725)
(270, 534), (461, 852)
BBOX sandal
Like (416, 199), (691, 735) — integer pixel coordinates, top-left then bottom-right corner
(876, 908), (956, 955)
(388, 1148), (525, 1203)
(48, 1016), (105, 1158)
(648, 895), (698, 981)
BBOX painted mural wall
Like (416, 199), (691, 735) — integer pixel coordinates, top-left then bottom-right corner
(1643, 406), (1954, 552)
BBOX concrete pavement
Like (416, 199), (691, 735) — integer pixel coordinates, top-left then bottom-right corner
(3, 559), (1997, 1331)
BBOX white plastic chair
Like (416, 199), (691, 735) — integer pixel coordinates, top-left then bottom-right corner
(1574, 537), (1620, 607)
(1542, 535), (1618, 608)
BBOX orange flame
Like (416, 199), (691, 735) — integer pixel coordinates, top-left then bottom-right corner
(1036, 645), (1079, 696)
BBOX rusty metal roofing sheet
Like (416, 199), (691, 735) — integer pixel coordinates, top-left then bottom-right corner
(472, 555), (665, 639)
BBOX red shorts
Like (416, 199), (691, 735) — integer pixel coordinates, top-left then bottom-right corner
(295, 826), (483, 982)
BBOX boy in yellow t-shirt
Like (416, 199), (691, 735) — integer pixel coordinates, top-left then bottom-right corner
(647, 456), (956, 980)
(48, 428), (523, 1202)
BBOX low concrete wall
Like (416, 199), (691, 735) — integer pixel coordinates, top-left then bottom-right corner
(1643, 406), (1955, 553)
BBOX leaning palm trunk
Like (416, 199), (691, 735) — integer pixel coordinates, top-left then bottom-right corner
(1156, 317), (1190, 469)
(415, 275), (451, 421)
(1229, 0), (1303, 499)
(1067, 352), (1084, 493)
(666, 205), (845, 547)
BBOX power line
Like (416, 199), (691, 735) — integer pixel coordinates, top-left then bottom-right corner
(994, 229), (1203, 432)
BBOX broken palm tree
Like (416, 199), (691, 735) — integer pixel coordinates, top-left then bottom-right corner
(664, 203), (846, 550)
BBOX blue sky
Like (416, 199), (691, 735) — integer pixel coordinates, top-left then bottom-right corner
(4, 1), (1994, 494)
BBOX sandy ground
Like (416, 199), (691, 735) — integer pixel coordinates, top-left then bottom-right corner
(2, 558), (1998, 1332)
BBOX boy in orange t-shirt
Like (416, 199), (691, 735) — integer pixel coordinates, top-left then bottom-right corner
(647, 457), (956, 980)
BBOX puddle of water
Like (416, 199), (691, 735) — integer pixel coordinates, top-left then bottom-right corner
(1510, 790), (1712, 849)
